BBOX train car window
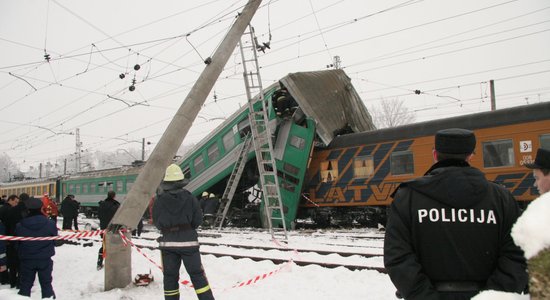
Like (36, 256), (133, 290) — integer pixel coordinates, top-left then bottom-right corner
(37, 186), (42, 195)
(207, 143), (220, 164)
(391, 151), (414, 175)
(289, 135), (305, 150)
(97, 182), (105, 193)
(483, 139), (514, 168)
(353, 156), (374, 178)
(283, 163), (300, 176)
(238, 119), (251, 138)
(540, 134), (550, 149)
(320, 160), (338, 183)
(222, 130), (236, 152)
(31, 187), (35, 196)
(69, 183), (74, 193)
(83, 183), (88, 193)
(194, 155), (205, 174)
(182, 166), (191, 180)
(127, 180), (134, 193)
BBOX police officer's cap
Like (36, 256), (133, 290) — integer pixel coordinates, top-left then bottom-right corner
(525, 148), (550, 170)
(435, 128), (476, 154)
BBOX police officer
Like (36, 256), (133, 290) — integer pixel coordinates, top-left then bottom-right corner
(384, 128), (528, 300)
(152, 164), (214, 300)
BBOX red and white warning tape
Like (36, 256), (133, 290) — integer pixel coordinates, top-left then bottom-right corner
(0, 229), (104, 241)
(118, 231), (294, 291)
(118, 231), (164, 271)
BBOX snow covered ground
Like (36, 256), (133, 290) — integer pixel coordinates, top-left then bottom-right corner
(0, 221), (396, 300)
(2, 191), (547, 300)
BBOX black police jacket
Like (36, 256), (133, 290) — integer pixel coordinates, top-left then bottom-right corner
(384, 159), (528, 300)
(152, 180), (203, 248)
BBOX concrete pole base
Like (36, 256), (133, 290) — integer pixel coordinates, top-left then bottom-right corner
(104, 230), (132, 290)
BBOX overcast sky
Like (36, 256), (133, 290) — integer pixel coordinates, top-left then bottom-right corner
(1, 0), (549, 171)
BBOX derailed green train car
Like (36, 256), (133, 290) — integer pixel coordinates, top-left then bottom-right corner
(178, 81), (317, 228)
(177, 69), (374, 229)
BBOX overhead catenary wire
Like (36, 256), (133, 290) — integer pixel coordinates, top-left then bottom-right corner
(1, 0), (548, 168)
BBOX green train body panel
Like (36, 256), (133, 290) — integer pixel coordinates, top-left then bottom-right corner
(178, 85), (279, 195)
(260, 117), (316, 228)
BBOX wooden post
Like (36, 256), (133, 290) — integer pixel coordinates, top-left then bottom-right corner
(103, 0), (263, 290)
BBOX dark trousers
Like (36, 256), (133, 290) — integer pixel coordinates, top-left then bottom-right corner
(73, 216), (79, 230)
(97, 234), (105, 267)
(62, 216), (73, 230)
(161, 247), (214, 300)
(18, 258), (55, 299)
(6, 243), (19, 288)
(0, 269), (8, 285)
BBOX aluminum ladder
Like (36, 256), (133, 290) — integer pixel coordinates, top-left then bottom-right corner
(214, 133), (253, 230)
(239, 25), (288, 240)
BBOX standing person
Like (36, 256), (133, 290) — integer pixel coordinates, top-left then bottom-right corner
(41, 193), (58, 225)
(525, 148), (550, 195)
(511, 147), (550, 299)
(199, 192), (209, 213)
(202, 194), (219, 229)
(0, 195), (19, 285)
(384, 128), (528, 300)
(96, 191), (120, 270)
(15, 197), (57, 299)
(153, 164), (214, 300)
(60, 194), (79, 230)
(0, 218), (6, 282)
(5, 193), (28, 289)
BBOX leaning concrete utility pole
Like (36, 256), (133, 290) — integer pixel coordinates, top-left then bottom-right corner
(103, 0), (262, 290)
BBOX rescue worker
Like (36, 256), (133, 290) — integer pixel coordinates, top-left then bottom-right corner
(41, 193), (58, 224)
(96, 191), (120, 270)
(199, 191), (209, 212)
(384, 128), (528, 299)
(152, 164), (214, 300)
(202, 194), (219, 229)
(525, 148), (550, 195)
(60, 194), (80, 230)
(15, 197), (57, 298)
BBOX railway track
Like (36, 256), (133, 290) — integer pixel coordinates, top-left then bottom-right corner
(127, 236), (385, 273)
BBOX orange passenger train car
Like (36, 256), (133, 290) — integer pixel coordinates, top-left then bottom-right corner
(301, 102), (550, 226)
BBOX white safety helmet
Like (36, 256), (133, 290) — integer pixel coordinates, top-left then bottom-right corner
(202, 191), (209, 197)
(209, 193), (216, 198)
(164, 164), (184, 182)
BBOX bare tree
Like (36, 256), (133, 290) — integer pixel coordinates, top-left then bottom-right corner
(0, 153), (20, 182)
(370, 97), (416, 128)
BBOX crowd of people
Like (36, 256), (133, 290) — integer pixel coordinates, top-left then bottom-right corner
(0, 191), (82, 298)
